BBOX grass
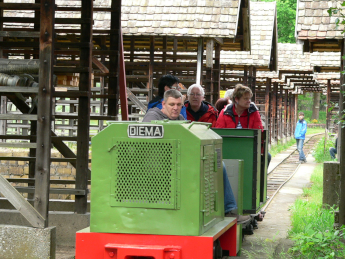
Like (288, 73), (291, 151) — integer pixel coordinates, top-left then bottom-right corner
(306, 127), (325, 135)
(270, 138), (295, 158)
(287, 137), (345, 258)
(312, 136), (336, 163)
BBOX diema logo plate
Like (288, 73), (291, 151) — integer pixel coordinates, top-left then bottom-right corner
(127, 124), (164, 138)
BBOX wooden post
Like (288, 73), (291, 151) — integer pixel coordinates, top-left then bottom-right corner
(196, 38), (203, 85)
(284, 89), (288, 140)
(323, 162), (340, 208)
(265, 78), (271, 132)
(75, 0), (93, 214)
(326, 79), (331, 130)
(289, 92), (293, 137)
(148, 36), (154, 101)
(34, 0), (55, 225)
(119, 29), (128, 121)
(279, 84), (283, 141)
(243, 66), (248, 85)
(272, 82), (278, 143)
(205, 39), (213, 103)
(214, 43), (221, 102)
(108, 0), (121, 116)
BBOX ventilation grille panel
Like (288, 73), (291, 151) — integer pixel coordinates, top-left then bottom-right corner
(110, 139), (177, 209)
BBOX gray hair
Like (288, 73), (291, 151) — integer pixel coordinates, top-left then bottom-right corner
(163, 89), (182, 102)
(187, 84), (205, 96)
(224, 89), (234, 99)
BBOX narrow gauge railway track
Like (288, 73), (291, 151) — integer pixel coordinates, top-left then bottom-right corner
(262, 133), (323, 211)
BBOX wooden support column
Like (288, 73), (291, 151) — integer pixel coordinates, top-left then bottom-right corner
(119, 29), (128, 121)
(278, 84), (283, 141)
(292, 95), (297, 134)
(205, 39), (213, 103)
(75, 0), (92, 214)
(272, 82), (278, 143)
(326, 79), (331, 130)
(213, 43), (221, 102)
(34, 0), (55, 225)
(99, 36), (106, 131)
(108, 0), (121, 116)
(196, 38), (203, 85)
(284, 89), (288, 139)
(249, 66), (256, 102)
(162, 36), (167, 75)
(243, 66), (248, 85)
(148, 36), (154, 101)
(289, 92), (293, 137)
(265, 78), (271, 141)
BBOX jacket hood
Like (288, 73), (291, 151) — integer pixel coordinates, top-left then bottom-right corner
(223, 103), (258, 117)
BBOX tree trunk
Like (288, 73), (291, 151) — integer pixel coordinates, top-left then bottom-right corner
(311, 92), (320, 121)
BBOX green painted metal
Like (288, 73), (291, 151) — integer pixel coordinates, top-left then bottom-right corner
(260, 131), (268, 205)
(224, 159), (244, 254)
(212, 129), (262, 214)
(90, 121), (224, 236)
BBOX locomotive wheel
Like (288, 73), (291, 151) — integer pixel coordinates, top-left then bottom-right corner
(213, 239), (222, 259)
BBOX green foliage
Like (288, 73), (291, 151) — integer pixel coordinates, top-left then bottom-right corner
(299, 110), (327, 124)
(276, 0), (297, 43)
(290, 225), (345, 258)
(312, 136), (336, 163)
(258, 0), (297, 43)
(288, 164), (345, 258)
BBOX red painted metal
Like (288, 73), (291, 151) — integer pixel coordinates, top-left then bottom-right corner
(119, 28), (129, 121)
(76, 220), (237, 258)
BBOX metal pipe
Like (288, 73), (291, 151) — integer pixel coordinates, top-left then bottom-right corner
(0, 59), (40, 74)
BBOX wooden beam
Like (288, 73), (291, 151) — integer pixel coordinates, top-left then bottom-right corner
(0, 87), (39, 93)
(107, 0), (121, 116)
(242, 7), (250, 51)
(0, 114), (37, 120)
(206, 39), (214, 68)
(214, 37), (223, 45)
(75, 0), (93, 214)
(0, 174), (45, 228)
(34, 0), (55, 226)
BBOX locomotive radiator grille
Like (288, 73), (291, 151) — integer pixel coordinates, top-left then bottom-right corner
(203, 145), (216, 218)
(110, 139), (177, 209)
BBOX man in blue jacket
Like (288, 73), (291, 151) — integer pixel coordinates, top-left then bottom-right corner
(294, 112), (307, 163)
(147, 74), (187, 119)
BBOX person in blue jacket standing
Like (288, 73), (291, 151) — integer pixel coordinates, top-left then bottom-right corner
(294, 111), (307, 163)
(147, 74), (187, 119)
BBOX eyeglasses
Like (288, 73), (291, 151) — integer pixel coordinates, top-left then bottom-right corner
(188, 93), (203, 97)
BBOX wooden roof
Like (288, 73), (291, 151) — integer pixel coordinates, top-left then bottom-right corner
(121, 0), (242, 38)
(257, 43), (340, 90)
(3, 0), (250, 52)
(220, 1), (277, 70)
(295, 0), (344, 52)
